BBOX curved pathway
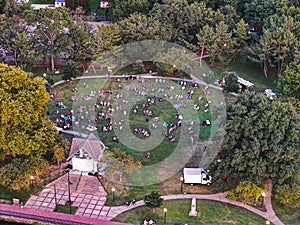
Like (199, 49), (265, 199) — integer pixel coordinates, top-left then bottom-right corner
(107, 180), (284, 225)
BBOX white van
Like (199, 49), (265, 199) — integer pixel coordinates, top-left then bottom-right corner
(183, 168), (212, 185)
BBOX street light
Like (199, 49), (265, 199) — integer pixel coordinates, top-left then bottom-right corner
(173, 64), (176, 76)
(66, 170), (73, 214)
(30, 175), (34, 190)
(180, 176), (184, 193)
(163, 208), (167, 225)
(266, 220), (270, 225)
(261, 191), (266, 207)
(112, 187), (115, 202)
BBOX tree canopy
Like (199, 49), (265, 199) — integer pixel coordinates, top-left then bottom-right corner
(211, 92), (300, 191)
(278, 64), (300, 99)
(0, 64), (58, 159)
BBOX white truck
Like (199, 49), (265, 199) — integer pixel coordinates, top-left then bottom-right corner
(183, 168), (212, 185)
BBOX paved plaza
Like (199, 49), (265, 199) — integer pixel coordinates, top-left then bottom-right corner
(24, 173), (116, 221)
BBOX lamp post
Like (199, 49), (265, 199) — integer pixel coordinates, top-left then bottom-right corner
(30, 175), (34, 190)
(172, 65), (176, 77)
(261, 191), (266, 207)
(163, 208), (167, 225)
(54, 184), (58, 210)
(112, 187), (115, 202)
(67, 170), (72, 214)
(180, 176), (184, 193)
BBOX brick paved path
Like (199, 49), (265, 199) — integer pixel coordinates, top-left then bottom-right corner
(25, 173), (116, 221)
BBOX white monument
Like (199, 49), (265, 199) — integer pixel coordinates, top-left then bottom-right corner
(189, 198), (198, 216)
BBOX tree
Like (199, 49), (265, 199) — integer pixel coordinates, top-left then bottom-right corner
(264, 15), (299, 74)
(244, 0), (286, 26)
(65, 0), (90, 14)
(219, 4), (240, 30)
(246, 30), (274, 77)
(24, 8), (73, 71)
(118, 12), (170, 43)
(0, 156), (49, 190)
(274, 169), (300, 207)
(193, 25), (215, 67)
(144, 191), (163, 213)
(191, 21), (235, 67)
(0, 64), (58, 159)
(280, 97), (300, 116)
(278, 64), (300, 99)
(0, 17), (36, 70)
(94, 24), (121, 55)
(64, 22), (95, 78)
(223, 72), (239, 93)
(227, 181), (264, 204)
(112, 0), (151, 21)
(233, 19), (251, 57)
(151, 0), (190, 43)
(102, 147), (142, 182)
(0, 0), (5, 14)
(186, 2), (224, 43)
(211, 92), (300, 191)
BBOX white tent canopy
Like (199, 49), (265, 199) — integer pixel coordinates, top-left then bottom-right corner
(68, 133), (107, 172)
(237, 76), (254, 87)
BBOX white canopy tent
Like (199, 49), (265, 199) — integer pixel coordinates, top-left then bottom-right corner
(68, 133), (107, 173)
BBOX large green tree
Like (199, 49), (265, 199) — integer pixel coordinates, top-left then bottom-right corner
(0, 64), (58, 159)
(112, 0), (151, 21)
(65, 0), (90, 14)
(244, 0), (286, 26)
(144, 191), (163, 213)
(63, 22), (95, 79)
(246, 30), (274, 77)
(211, 92), (300, 191)
(0, 17), (36, 70)
(24, 8), (73, 71)
(118, 12), (170, 43)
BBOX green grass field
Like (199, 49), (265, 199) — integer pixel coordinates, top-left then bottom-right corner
(55, 202), (77, 214)
(272, 199), (300, 225)
(206, 58), (278, 92)
(48, 77), (212, 166)
(113, 199), (268, 225)
(0, 185), (30, 204)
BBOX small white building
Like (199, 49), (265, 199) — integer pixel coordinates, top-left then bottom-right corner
(55, 0), (65, 8)
(68, 133), (107, 173)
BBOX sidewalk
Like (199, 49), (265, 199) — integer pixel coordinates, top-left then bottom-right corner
(107, 180), (284, 225)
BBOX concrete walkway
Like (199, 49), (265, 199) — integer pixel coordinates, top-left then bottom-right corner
(25, 174), (117, 221)
(107, 179), (284, 225)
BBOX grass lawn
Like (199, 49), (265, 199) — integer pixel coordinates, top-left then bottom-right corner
(206, 57), (278, 92)
(272, 198), (300, 225)
(48, 77), (212, 166)
(0, 186), (31, 205)
(102, 171), (218, 207)
(54, 201), (77, 214)
(89, 0), (99, 13)
(113, 199), (268, 225)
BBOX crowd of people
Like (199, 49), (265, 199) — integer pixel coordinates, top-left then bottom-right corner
(50, 77), (212, 148)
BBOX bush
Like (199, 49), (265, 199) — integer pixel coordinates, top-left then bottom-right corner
(275, 183), (300, 208)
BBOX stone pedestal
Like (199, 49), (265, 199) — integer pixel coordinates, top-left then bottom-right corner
(189, 198), (198, 217)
